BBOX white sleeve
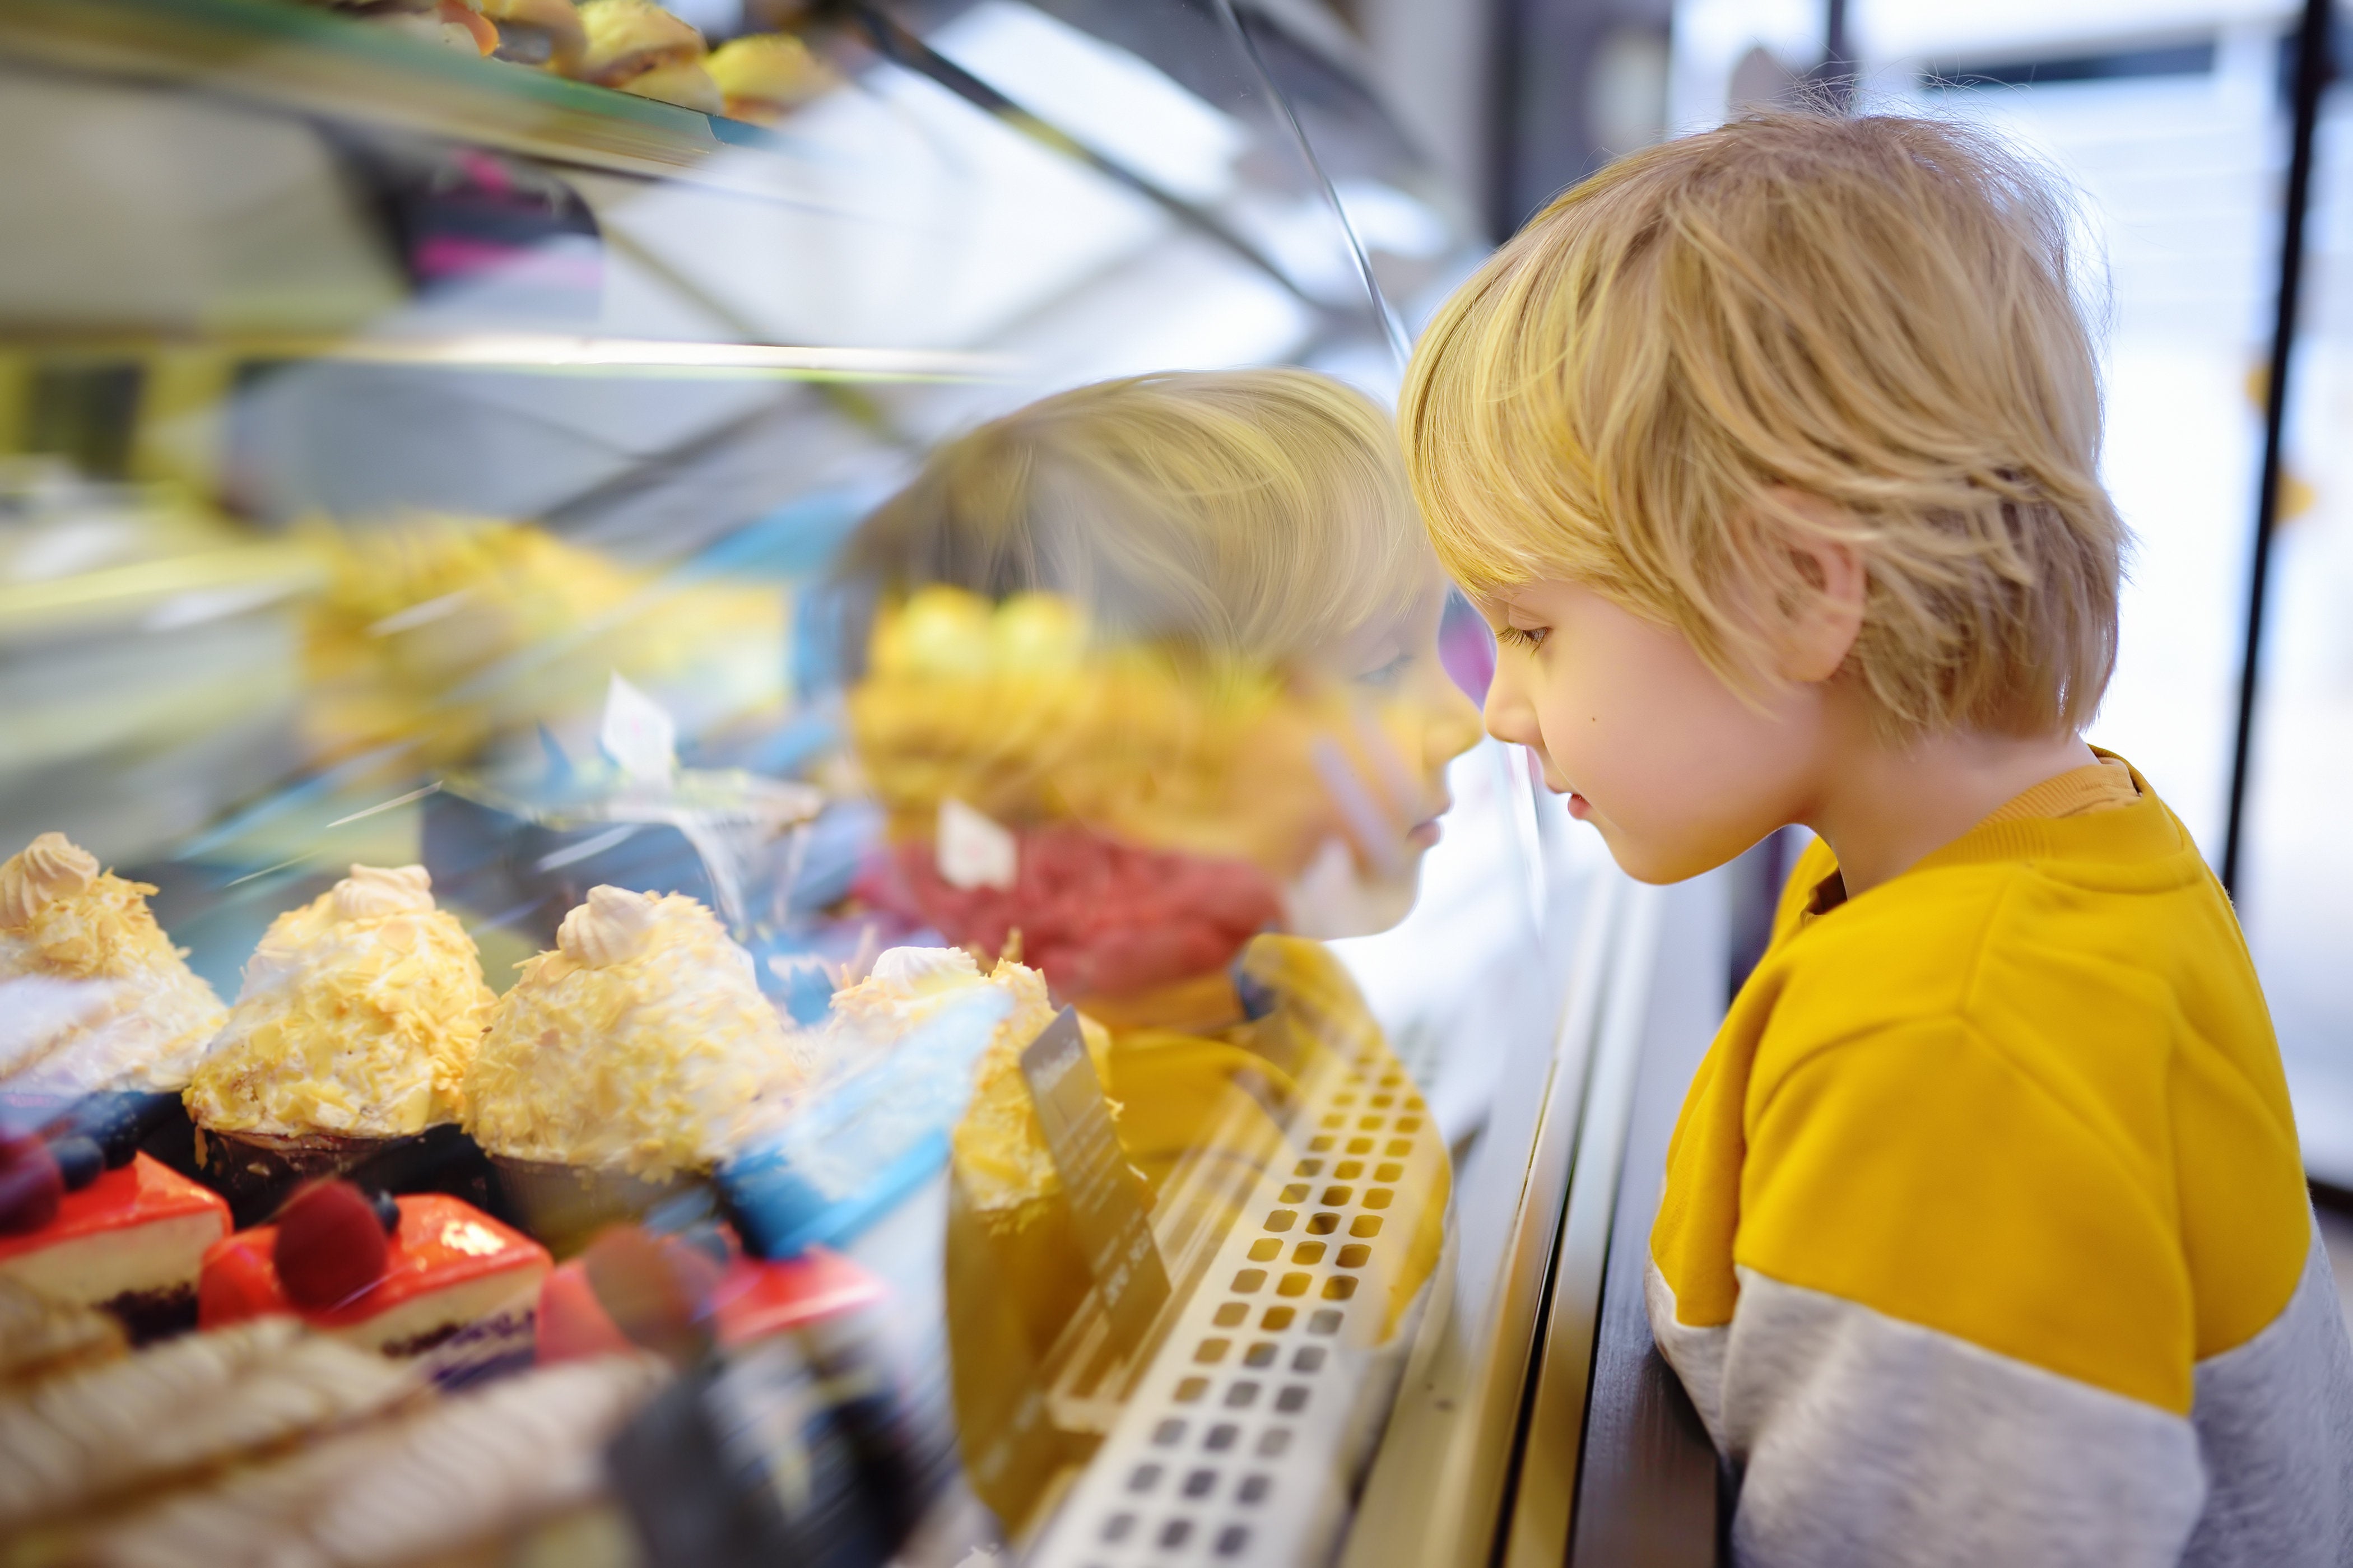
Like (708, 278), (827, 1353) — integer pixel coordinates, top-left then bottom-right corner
(1650, 1260), (2208, 1568)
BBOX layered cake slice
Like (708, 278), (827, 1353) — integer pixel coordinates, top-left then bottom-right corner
(201, 1184), (550, 1384)
(0, 1150), (230, 1343)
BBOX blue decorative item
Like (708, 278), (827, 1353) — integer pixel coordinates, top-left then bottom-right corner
(720, 985), (1015, 1259)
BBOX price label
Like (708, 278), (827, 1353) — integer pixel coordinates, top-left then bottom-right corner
(1020, 1008), (1171, 1351)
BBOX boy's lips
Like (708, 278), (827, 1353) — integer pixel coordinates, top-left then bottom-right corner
(1566, 792), (1592, 820)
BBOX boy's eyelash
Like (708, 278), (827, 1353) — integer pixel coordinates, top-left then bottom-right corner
(1497, 626), (1548, 650)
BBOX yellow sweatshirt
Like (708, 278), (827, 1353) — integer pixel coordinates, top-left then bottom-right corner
(1647, 753), (2353, 1567)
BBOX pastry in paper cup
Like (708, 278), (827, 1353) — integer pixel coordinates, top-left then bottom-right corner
(185, 866), (492, 1222)
(466, 887), (807, 1253)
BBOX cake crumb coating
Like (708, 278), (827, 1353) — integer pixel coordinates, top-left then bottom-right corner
(0, 832), (227, 1096)
(466, 889), (808, 1181)
(185, 866), (492, 1139)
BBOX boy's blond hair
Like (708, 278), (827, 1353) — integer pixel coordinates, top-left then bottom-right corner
(1401, 111), (2123, 737)
(841, 367), (1437, 667)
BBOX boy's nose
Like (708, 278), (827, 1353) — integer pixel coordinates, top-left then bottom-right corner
(1481, 664), (1542, 753)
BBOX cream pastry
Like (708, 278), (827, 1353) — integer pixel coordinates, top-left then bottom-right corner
(572, 0), (720, 110)
(466, 887), (807, 1184)
(71, 1353), (668, 1567)
(0, 1276), (124, 1390)
(0, 832), (226, 1099)
(0, 1315), (417, 1535)
(707, 31), (835, 122)
(185, 866), (492, 1142)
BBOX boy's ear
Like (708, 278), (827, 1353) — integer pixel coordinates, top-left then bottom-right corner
(1763, 487), (1866, 685)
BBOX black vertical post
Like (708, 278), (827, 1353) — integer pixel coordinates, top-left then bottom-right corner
(2221, 0), (2335, 898)
(1820, 0), (1853, 111)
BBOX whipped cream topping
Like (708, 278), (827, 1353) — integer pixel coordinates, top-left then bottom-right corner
(556, 886), (659, 968)
(330, 865), (435, 922)
(868, 945), (982, 993)
(1, 834), (99, 929)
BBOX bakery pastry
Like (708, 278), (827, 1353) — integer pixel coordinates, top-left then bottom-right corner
(301, 514), (787, 769)
(184, 865), (493, 1222)
(0, 832), (227, 1103)
(296, 0), (500, 54)
(200, 1184), (550, 1385)
(538, 1234), (883, 1362)
(707, 31), (834, 122)
(617, 57), (724, 111)
(483, 0), (584, 69)
(0, 1276), (124, 1390)
(466, 887), (807, 1251)
(68, 1353), (667, 1567)
(0, 1151), (230, 1344)
(574, 0), (708, 95)
(0, 1315), (417, 1536)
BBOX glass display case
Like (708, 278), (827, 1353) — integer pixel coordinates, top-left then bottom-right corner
(0, 3), (1662, 1564)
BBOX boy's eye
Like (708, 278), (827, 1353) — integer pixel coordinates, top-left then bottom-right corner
(1498, 626), (1548, 651)
(1354, 652), (1412, 689)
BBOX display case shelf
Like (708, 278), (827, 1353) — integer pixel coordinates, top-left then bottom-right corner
(0, 0), (785, 187)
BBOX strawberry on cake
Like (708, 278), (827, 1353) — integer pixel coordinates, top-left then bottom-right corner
(200, 1181), (549, 1385)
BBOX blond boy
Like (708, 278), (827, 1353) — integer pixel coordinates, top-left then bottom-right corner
(1403, 112), (2353, 1566)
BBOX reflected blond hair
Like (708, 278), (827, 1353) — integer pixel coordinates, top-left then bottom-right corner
(841, 368), (1436, 667)
(1401, 111), (2123, 737)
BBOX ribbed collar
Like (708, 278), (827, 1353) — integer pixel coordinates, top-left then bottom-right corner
(1906, 751), (2191, 877)
(1798, 750), (2199, 924)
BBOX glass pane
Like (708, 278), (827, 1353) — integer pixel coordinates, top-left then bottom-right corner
(0, 4), (1577, 1564)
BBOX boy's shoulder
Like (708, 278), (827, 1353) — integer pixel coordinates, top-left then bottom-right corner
(1760, 802), (2243, 1044)
(1747, 808), (2287, 1161)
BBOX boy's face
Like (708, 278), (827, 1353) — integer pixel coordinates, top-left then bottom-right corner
(1478, 578), (1829, 884)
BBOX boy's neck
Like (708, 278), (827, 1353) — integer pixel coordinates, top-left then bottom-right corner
(1802, 717), (2098, 897)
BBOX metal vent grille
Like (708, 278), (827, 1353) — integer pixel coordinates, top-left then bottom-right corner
(1030, 1049), (1440, 1567)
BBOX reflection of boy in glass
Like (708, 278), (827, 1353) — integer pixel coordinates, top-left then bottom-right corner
(835, 369), (1479, 1530)
(841, 367), (1481, 1007)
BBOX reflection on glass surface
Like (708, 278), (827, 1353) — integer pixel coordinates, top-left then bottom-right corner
(0, 4), (1525, 1564)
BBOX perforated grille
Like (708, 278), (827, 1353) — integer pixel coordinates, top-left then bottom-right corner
(1030, 1055), (1440, 1567)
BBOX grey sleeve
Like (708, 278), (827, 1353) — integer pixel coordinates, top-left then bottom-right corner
(1648, 1260), (2208, 1568)
(2178, 1228), (2353, 1568)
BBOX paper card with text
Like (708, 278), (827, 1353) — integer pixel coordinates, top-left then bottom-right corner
(1020, 1008), (1171, 1351)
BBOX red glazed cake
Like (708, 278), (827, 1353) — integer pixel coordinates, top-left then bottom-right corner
(0, 1152), (229, 1343)
(201, 1190), (550, 1384)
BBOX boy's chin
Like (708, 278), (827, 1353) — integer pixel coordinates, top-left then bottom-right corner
(1590, 822), (1734, 887)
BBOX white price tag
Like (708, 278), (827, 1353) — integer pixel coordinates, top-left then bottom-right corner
(937, 797), (1017, 890)
(599, 673), (677, 783)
